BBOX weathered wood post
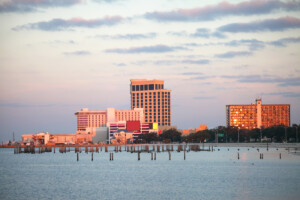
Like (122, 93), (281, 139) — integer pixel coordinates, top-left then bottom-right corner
(138, 152), (140, 161)
(154, 152), (156, 160)
(279, 153), (281, 159)
(151, 152), (153, 160)
(77, 152), (79, 161)
(169, 151), (171, 160)
(184, 149), (186, 160)
(91, 152), (93, 161)
(238, 153), (240, 160)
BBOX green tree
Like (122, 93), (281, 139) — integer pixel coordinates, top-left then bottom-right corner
(159, 128), (182, 143)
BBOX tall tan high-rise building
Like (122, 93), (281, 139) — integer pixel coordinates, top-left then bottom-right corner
(226, 99), (290, 129)
(130, 79), (171, 126)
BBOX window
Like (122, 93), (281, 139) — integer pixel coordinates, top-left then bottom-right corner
(132, 85), (135, 91)
(149, 84), (154, 90)
(136, 85), (139, 91)
(144, 85), (148, 90)
(140, 85), (144, 91)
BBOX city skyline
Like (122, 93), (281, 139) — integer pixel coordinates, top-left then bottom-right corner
(0, 0), (300, 142)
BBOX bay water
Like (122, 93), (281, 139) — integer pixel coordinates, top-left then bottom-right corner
(0, 147), (300, 200)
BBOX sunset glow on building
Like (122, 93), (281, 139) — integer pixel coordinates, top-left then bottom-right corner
(130, 79), (171, 126)
(226, 99), (290, 129)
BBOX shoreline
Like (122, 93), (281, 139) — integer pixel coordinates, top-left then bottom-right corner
(1, 142), (299, 149)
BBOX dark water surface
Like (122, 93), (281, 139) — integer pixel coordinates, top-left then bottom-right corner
(1, 147), (300, 200)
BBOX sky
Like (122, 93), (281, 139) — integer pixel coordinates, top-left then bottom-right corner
(0, 0), (300, 142)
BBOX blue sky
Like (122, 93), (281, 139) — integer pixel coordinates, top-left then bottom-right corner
(0, 0), (300, 142)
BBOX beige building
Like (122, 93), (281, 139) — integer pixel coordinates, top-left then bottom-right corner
(226, 99), (290, 129)
(130, 79), (171, 126)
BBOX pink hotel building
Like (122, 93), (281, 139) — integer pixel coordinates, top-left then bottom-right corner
(75, 107), (144, 131)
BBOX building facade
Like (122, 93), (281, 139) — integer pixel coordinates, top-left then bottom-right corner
(181, 125), (208, 136)
(226, 99), (290, 129)
(74, 107), (144, 131)
(130, 79), (171, 126)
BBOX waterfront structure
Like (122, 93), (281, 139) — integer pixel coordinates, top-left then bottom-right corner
(108, 121), (158, 144)
(130, 79), (171, 126)
(75, 107), (144, 131)
(22, 132), (88, 145)
(226, 99), (290, 129)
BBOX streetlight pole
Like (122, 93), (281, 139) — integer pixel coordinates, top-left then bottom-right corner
(296, 126), (298, 143)
(285, 127), (287, 143)
(260, 127), (262, 143)
(238, 127), (240, 144)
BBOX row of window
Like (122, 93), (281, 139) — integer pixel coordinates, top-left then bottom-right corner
(132, 84), (164, 91)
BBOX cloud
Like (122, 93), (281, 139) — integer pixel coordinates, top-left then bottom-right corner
(63, 51), (90, 56)
(0, 0), (83, 13)
(263, 92), (300, 98)
(131, 59), (209, 65)
(269, 37), (300, 47)
(182, 59), (210, 65)
(224, 39), (265, 51)
(144, 0), (300, 22)
(12, 16), (123, 31)
(93, 0), (121, 3)
(191, 28), (226, 39)
(47, 40), (76, 45)
(181, 72), (203, 76)
(94, 33), (156, 40)
(113, 63), (127, 67)
(167, 31), (188, 37)
(221, 75), (300, 87)
(215, 51), (252, 58)
(218, 16), (300, 33)
(105, 44), (187, 54)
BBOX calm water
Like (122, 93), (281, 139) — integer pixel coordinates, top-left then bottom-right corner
(0, 147), (300, 200)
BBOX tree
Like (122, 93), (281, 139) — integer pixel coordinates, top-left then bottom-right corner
(159, 128), (182, 143)
(136, 132), (159, 143)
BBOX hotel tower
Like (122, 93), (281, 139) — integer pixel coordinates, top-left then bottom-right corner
(226, 99), (290, 129)
(130, 79), (171, 126)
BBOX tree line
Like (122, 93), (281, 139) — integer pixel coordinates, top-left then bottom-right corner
(135, 124), (300, 143)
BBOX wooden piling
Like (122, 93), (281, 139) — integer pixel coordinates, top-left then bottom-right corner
(169, 151), (171, 160)
(238, 153), (240, 160)
(154, 152), (156, 160)
(151, 152), (153, 160)
(279, 153), (281, 159)
(138, 152), (140, 161)
(184, 149), (186, 160)
(77, 152), (79, 161)
(105, 146), (108, 152)
(91, 152), (93, 161)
